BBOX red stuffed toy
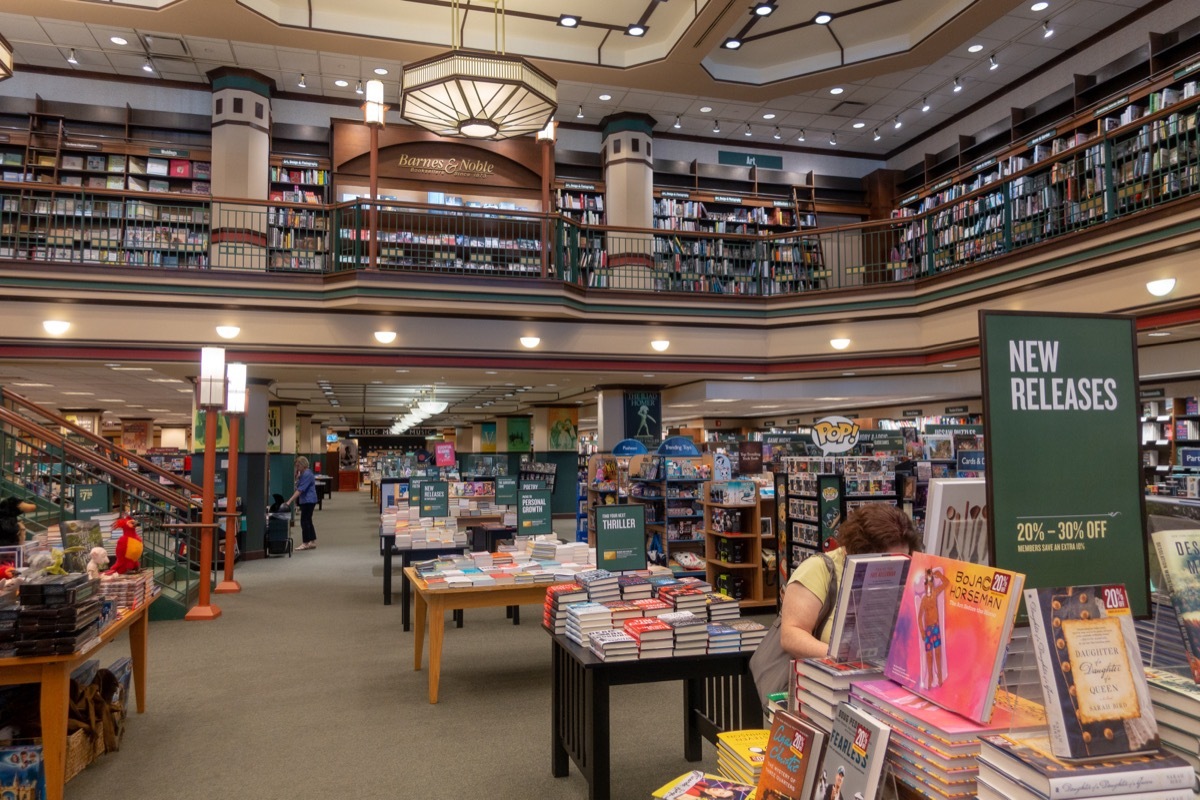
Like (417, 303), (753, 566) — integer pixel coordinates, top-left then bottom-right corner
(105, 517), (143, 575)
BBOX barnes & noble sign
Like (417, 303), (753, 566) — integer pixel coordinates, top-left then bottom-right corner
(396, 154), (496, 179)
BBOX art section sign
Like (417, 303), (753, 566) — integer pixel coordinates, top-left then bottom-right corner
(980, 311), (1148, 616)
(624, 390), (662, 449)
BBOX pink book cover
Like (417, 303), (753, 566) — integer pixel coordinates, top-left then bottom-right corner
(852, 679), (1045, 739)
(883, 552), (1024, 723)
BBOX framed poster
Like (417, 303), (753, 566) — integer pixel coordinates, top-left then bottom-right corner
(980, 311), (1148, 617)
(267, 405), (282, 453)
(624, 390), (662, 449)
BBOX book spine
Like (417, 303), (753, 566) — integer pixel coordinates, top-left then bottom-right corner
(1023, 589), (1072, 757)
(1048, 765), (1198, 798)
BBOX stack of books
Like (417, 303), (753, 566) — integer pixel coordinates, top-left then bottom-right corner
(601, 599), (642, 625)
(575, 569), (620, 603)
(661, 610), (709, 655)
(623, 617), (674, 659)
(715, 728), (769, 786)
(849, 679), (1047, 800)
(530, 539), (560, 561)
(792, 657), (882, 731)
(706, 592), (741, 621)
(729, 619), (766, 651)
(706, 622), (741, 654)
(542, 583), (588, 635)
(587, 629), (639, 662)
(632, 598), (672, 617)
(565, 602), (613, 646)
(618, 574), (652, 600)
(977, 732), (1197, 800)
(657, 584), (707, 614)
(1144, 667), (1200, 772)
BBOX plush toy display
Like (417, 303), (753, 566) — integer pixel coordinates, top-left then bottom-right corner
(87, 547), (109, 581)
(105, 517), (143, 575)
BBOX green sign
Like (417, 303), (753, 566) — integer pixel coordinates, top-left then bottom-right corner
(495, 475), (518, 505)
(74, 484), (110, 521)
(519, 480), (546, 492)
(595, 505), (647, 572)
(923, 424), (985, 436)
(517, 489), (552, 535)
(717, 151), (784, 170)
(856, 430), (905, 453)
(980, 311), (1148, 616)
(419, 480), (449, 518)
(818, 473), (843, 546)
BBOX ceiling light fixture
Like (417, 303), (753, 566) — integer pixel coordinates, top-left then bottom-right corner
(829, 87), (844, 95)
(1031, 2), (1049, 10)
(814, 12), (833, 24)
(852, 122), (865, 129)
(829, 132), (837, 145)
(1147, 331), (1172, 337)
(651, 339), (670, 352)
(968, 44), (983, 53)
(713, 120), (721, 133)
(893, 116), (902, 129)
(418, 399), (449, 414)
(215, 325), (240, 339)
(700, 106), (712, 113)
(110, 36), (128, 46)
(576, 105), (584, 119)
(989, 55), (999, 70)
(298, 74), (306, 88)
(355, 80), (364, 94)
(520, 336), (541, 348)
(873, 128), (881, 141)
(723, 38), (742, 49)
(773, 127), (781, 140)
(374, 331), (397, 344)
(762, 113), (775, 120)
(335, 79), (349, 87)
(66, 49), (78, 65)
(921, 97), (931, 112)
(626, 24), (647, 37)
(142, 58), (154, 73)
(798, 130), (805, 141)
(953, 77), (962, 92)
(744, 124), (752, 136)
(374, 67), (389, 75)
(753, 2), (775, 16)
(400, 1), (557, 140)
(1043, 21), (1054, 38)
(1146, 278), (1177, 297)
(43, 320), (71, 336)
(599, 93), (612, 101)
(673, 115), (682, 129)
(558, 14), (580, 27)
(830, 338), (851, 350)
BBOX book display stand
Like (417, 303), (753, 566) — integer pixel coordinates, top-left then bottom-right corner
(829, 578), (909, 666)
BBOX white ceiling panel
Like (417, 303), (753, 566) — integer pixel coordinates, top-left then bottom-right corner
(230, 43), (280, 68)
(11, 42), (70, 68)
(275, 48), (322, 72)
(0, 14), (51, 43)
(185, 37), (237, 62)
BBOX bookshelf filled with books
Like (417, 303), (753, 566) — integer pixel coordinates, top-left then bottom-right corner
(625, 454), (712, 575)
(1144, 394), (1200, 496)
(268, 156), (330, 272)
(702, 480), (770, 608)
(585, 454), (627, 544)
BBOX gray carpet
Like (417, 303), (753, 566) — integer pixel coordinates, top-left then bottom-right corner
(68, 490), (771, 799)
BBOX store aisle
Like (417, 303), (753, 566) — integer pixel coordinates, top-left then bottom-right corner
(70, 490), (720, 799)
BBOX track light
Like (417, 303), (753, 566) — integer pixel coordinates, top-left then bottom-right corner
(953, 77), (962, 92)
(576, 105), (584, 119)
(298, 74), (307, 88)
(921, 97), (930, 112)
(989, 55), (998, 70)
(673, 116), (681, 129)
(66, 49), (78, 65)
(1043, 21), (1053, 38)
(873, 129), (881, 141)
(744, 125), (753, 137)
(893, 116), (902, 129)
(723, 38), (742, 50)
(798, 130), (805, 142)
(142, 58), (154, 73)
(355, 80), (364, 94)
(829, 132), (837, 145)
(713, 120), (721, 133)
(773, 127), (781, 140)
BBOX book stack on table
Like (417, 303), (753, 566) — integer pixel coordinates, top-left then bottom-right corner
(715, 728), (769, 786)
(15, 574), (103, 656)
(656, 583), (708, 614)
(705, 622), (741, 654)
(587, 629), (639, 662)
(542, 583), (588, 635)
(575, 568), (620, 602)
(600, 600), (642, 626)
(660, 610), (709, 656)
(565, 602), (613, 646)
(650, 771), (755, 799)
(1144, 667), (1200, 774)
(622, 617), (674, 659)
(792, 657), (882, 732)
(706, 592), (741, 621)
(97, 571), (157, 610)
(617, 574), (652, 600)
(728, 619), (766, 651)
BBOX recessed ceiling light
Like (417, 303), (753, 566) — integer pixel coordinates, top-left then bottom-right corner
(813, 12), (833, 24)
(753, 2), (775, 16)
(110, 36), (128, 46)
(943, 364), (958, 368)
(699, 106), (712, 113)
(215, 325), (240, 339)
(1031, 2), (1049, 11)
(742, 376), (756, 380)
(762, 113), (775, 120)
(852, 122), (865, 129)
(723, 38), (742, 49)
(1147, 332), (1172, 337)
(335, 79), (349, 87)
(374, 67), (389, 75)
(374, 331), (397, 344)
(842, 372), (856, 376)
(599, 93), (612, 101)
(558, 14), (580, 27)
(651, 339), (670, 352)
(829, 87), (844, 95)
(14, 383), (50, 388)
(62, 391), (94, 396)
(485, 370), (498, 375)
(97, 399), (124, 403)
(626, 24), (647, 37)
(830, 338), (851, 350)
(395, 369), (410, 373)
(967, 44), (983, 53)
(643, 374), (656, 378)
(43, 320), (70, 336)
(520, 336), (541, 348)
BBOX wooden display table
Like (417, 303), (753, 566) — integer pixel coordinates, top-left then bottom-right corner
(0, 599), (153, 800)
(548, 630), (760, 800)
(406, 567), (549, 704)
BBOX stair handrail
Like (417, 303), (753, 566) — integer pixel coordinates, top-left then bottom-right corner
(0, 405), (197, 514)
(1, 388), (203, 500)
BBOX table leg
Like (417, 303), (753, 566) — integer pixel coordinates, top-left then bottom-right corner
(683, 678), (703, 762)
(454, 609), (463, 628)
(551, 639), (569, 778)
(400, 558), (412, 629)
(413, 588), (427, 671)
(41, 662), (70, 800)
(384, 547), (393, 607)
(586, 668), (611, 800)
(512, 605), (521, 625)
(129, 605), (149, 714)
(428, 597), (445, 704)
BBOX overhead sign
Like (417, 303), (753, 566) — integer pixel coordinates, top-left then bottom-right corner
(74, 484), (110, 521)
(517, 489), (553, 535)
(519, 480), (546, 492)
(856, 430), (905, 453)
(811, 416), (860, 456)
(658, 436), (701, 456)
(902, 409), (923, 417)
(717, 151), (784, 170)
(1179, 448), (1200, 469)
(923, 424), (985, 437)
(419, 481), (449, 518)
(957, 450), (987, 472)
(981, 311), (1148, 617)
(945, 405), (970, 414)
(611, 438), (649, 456)
(349, 428), (392, 437)
(595, 505), (647, 572)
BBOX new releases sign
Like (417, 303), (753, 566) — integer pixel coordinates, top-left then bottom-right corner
(980, 311), (1148, 616)
(595, 505), (647, 572)
(518, 489), (552, 535)
(419, 481), (449, 518)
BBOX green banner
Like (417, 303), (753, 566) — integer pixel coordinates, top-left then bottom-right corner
(495, 475), (518, 505)
(595, 504), (647, 572)
(717, 151), (784, 170)
(505, 417), (531, 452)
(981, 311), (1148, 616)
(818, 474), (843, 545)
(517, 489), (552, 535)
(520, 480), (546, 492)
(419, 480), (449, 518)
(73, 484), (110, 521)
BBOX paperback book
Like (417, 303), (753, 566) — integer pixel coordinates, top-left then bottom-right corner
(827, 553), (910, 663)
(1024, 584), (1159, 760)
(651, 770), (756, 799)
(812, 703), (891, 800)
(884, 552), (1024, 723)
(753, 709), (825, 800)
(1150, 529), (1200, 682)
(716, 728), (769, 786)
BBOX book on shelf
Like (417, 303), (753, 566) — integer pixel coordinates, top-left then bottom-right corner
(826, 553), (910, 664)
(1024, 584), (1159, 761)
(884, 552), (1024, 723)
(977, 732), (1195, 799)
(754, 709), (826, 800)
(812, 702), (891, 800)
(1150, 529), (1200, 683)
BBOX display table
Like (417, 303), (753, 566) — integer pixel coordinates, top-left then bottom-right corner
(0, 599), (153, 800)
(379, 533), (464, 623)
(468, 523), (516, 553)
(407, 567), (550, 703)
(548, 631), (760, 800)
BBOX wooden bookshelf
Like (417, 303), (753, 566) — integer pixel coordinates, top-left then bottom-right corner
(626, 454), (713, 574)
(268, 155), (331, 272)
(702, 480), (772, 608)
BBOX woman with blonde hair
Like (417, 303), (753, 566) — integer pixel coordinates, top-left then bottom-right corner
(284, 456), (319, 550)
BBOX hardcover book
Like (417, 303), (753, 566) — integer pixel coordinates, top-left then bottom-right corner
(1150, 530), (1200, 682)
(884, 552), (1024, 723)
(754, 709), (825, 800)
(851, 679), (1046, 745)
(1024, 584), (1159, 760)
(923, 479), (989, 565)
(978, 732), (1195, 798)
(812, 702), (891, 800)
(827, 553), (910, 663)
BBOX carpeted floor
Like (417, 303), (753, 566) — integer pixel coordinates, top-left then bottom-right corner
(68, 489), (772, 799)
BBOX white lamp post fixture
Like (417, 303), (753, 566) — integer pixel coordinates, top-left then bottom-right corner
(199, 347), (226, 407)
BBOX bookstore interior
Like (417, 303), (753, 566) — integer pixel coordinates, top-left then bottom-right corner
(2, 0), (1200, 797)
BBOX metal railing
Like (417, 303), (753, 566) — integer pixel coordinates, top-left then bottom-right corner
(0, 88), (1197, 294)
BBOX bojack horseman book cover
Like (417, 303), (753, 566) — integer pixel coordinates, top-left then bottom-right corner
(884, 552), (1025, 723)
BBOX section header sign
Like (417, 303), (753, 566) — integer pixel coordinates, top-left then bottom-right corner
(980, 311), (1148, 616)
(419, 480), (449, 518)
(595, 504), (647, 572)
(517, 488), (552, 535)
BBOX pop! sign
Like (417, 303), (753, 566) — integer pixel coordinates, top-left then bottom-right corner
(811, 416), (860, 455)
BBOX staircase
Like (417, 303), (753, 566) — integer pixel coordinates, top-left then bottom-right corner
(0, 388), (206, 619)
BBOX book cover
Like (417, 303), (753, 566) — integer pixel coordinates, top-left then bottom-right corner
(0, 745), (45, 800)
(827, 553), (910, 663)
(1145, 667), (1200, 718)
(923, 479), (989, 565)
(851, 679), (1046, 743)
(718, 728), (770, 777)
(979, 732), (1195, 798)
(1150, 530), (1200, 683)
(652, 770), (756, 799)
(811, 703), (890, 800)
(754, 710), (825, 800)
(1024, 584), (1159, 760)
(884, 552), (1024, 723)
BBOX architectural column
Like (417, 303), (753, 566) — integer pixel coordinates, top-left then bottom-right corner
(267, 400), (298, 504)
(207, 67), (274, 271)
(600, 112), (656, 286)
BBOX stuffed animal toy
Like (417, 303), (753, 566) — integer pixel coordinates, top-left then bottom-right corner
(86, 547), (109, 581)
(105, 517), (143, 575)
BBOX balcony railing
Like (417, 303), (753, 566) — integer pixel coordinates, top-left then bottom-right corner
(1, 87), (1197, 295)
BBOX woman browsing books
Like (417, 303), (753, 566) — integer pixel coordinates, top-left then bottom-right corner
(780, 504), (920, 659)
(283, 456), (319, 550)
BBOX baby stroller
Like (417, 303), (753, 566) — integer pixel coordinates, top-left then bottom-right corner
(265, 494), (293, 557)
